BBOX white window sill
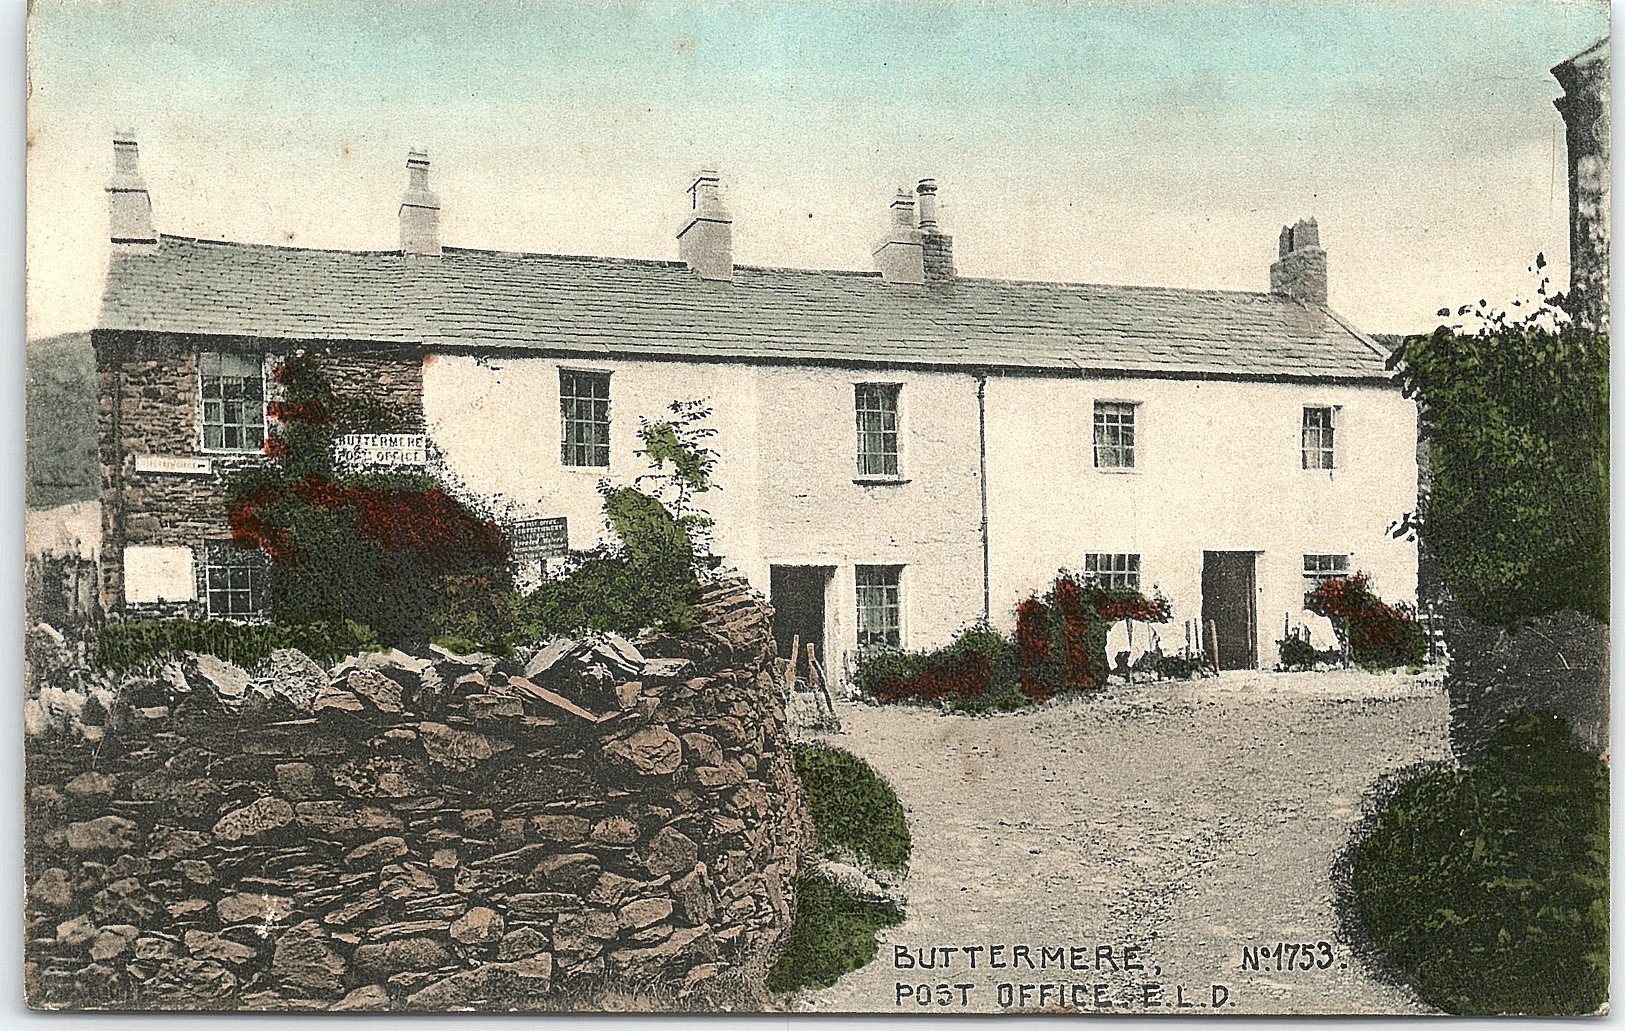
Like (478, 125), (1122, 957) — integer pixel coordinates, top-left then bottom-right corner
(1094, 466), (1140, 475)
(853, 476), (911, 486)
(560, 463), (612, 474)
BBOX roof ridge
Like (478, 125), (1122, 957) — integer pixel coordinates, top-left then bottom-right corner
(156, 233), (404, 257)
(441, 246), (686, 268)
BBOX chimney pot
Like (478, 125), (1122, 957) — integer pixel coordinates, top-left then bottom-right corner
(916, 178), (939, 229)
(678, 168), (733, 281)
(399, 149), (441, 257)
(107, 133), (157, 253)
(915, 177), (955, 283)
(1269, 217), (1327, 305)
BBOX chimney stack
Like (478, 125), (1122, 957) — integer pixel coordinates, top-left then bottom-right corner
(916, 178), (955, 283)
(399, 150), (441, 257)
(108, 133), (157, 254)
(873, 188), (925, 285)
(1269, 217), (1327, 305)
(678, 169), (733, 281)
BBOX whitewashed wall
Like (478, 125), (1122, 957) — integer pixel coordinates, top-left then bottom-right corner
(424, 353), (1417, 671)
(422, 354), (984, 670)
(983, 374), (1419, 663)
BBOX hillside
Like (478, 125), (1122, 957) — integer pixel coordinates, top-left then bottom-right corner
(26, 332), (99, 509)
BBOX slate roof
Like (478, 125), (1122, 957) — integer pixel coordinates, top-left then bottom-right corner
(99, 234), (1393, 380)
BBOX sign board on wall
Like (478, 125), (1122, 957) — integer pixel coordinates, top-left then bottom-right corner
(332, 433), (428, 472)
(507, 517), (569, 562)
(134, 454), (213, 476)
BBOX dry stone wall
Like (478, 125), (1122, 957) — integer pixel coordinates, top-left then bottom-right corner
(24, 579), (808, 1011)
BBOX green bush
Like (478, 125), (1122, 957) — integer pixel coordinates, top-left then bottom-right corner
(1350, 714), (1608, 1014)
(98, 618), (379, 671)
(856, 624), (1025, 710)
(791, 743), (911, 874)
(766, 877), (904, 993)
(513, 485), (700, 641)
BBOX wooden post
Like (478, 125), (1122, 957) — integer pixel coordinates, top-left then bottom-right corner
(786, 633), (801, 687)
(807, 643), (835, 715)
(1205, 619), (1219, 671)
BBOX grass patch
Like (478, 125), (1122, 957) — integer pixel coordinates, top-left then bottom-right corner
(770, 744), (913, 994)
(766, 877), (904, 993)
(1350, 713), (1608, 1015)
(791, 742), (910, 874)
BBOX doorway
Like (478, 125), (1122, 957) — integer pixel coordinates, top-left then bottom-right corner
(1201, 551), (1258, 670)
(770, 565), (834, 680)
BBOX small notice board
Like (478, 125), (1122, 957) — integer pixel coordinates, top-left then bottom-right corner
(508, 517), (569, 562)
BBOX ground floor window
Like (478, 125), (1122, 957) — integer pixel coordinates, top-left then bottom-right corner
(1303, 553), (1350, 602)
(855, 565), (902, 652)
(204, 542), (270, 619)
(1083, 552), (1141, 591)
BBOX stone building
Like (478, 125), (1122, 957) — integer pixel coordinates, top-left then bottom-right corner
(1553, 37), (1610, 329)
(94, 137), (1418, 673)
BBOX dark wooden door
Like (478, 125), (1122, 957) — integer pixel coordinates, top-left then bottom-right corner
(770, 566), (831, 679)
(1202, 551), (1258, 670)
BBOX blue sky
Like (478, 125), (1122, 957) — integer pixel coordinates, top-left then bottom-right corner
(26, 0), (1610, 335)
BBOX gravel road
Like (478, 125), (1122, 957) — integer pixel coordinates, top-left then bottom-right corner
(793, 668), (1451, 1015)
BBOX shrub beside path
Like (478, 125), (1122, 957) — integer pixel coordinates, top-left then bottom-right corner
(793, 669), (1451, 1015)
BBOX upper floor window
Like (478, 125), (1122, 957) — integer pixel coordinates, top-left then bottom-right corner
(855, 564), (903, 652)
(204, 542), (269, 619)
(1083, 552), (1141, 591)
(1093, 401), (1136, 468)
(200, 352), (265, 452)
(560, 369), (611, 467)
(855, 383), (901, 478)
(1302, 407), (1335, 469)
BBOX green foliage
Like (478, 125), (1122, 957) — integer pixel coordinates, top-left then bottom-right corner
(1393, 274), (1608, 625)
(98, 618), (379, 671)
(792, 743), (911, 875)
(858, 576), (1174, 708)
(25, 333), (98, 509)
(228, 355), (511, 650)
(635, 398), (721, 548)
(1351, 715), (1608, 1015)
(432, 573), (521, 656)
(513, 483), (700, 640)
(766, 877), (904, 993)
(769, 744), (912, 993)
(1275, 632), (1341, 671)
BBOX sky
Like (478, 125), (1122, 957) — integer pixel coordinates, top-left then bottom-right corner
(24, 0), (1610, 338)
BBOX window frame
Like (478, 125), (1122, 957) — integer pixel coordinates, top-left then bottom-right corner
(1082, 552), (1142, 591)
(203, 541), (270, 620)
(198, 351), (267, 454)
(1092, 400), (1137, 470)
(854, 382), (903, 480)
(559, 368), (612, 469)
(855, 564), (904, 653)
(1302, 406), (1336, 470)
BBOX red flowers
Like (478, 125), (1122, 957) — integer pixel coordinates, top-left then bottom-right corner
(1306, 573), (1426, 668)
(227, 475), (508, 570)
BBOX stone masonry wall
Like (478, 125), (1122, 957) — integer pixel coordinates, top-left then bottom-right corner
(95, 331), (425, 615)
(24, 579), (807, 1011)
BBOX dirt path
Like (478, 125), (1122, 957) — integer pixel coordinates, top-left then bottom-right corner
(793, 669), (1451, 1015)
